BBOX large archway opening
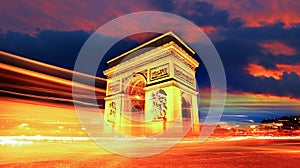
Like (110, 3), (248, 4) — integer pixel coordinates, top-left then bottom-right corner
(126, 74), (147, 136)
(126, 74), (147, 114)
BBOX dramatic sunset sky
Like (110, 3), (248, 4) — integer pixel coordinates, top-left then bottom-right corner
(1, 0), (300, 123)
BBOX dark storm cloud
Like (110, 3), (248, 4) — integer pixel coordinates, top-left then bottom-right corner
(0, 29), (141, 77)
(235, 72), (300, 98)
(1, 1), (300, 98)
(219, 22), (300, 67)
(224, 22), (300, 47)
(0, 30), (90, 70)
(186, 2), (244, 28)
(213, 23), (300, 98)
(151, 0), (244, 29)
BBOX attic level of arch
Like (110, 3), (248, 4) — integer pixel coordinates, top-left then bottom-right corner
(104, 41), (199, 78)
(106, 62), (198, 96)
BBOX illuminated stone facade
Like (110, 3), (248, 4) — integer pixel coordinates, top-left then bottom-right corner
(104, 32), (199, 136)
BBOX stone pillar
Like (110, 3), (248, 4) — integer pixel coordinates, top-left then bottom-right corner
(103, 93), (126, 136)
(144, 80), (184, 135)
(191, 94), (200, 133)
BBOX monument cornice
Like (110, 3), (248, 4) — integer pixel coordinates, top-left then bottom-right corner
(104, 42), (199, 78)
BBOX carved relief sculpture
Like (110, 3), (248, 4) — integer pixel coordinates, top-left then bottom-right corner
(150, 89), (167, 119)
(106, 101), (116, 122)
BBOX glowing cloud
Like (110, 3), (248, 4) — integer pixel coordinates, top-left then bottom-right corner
(208, 0), (300, 27)
(259, 41), (297, 56)
(245, 63), (300, 80)
(0, 0), (155, 34)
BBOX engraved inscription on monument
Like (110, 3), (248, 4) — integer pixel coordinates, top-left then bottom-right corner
(174, 64), (194, 86)
(150, 64), (169, 81)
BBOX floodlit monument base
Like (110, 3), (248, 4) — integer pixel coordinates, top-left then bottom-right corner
(103, 32), (200, 137)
